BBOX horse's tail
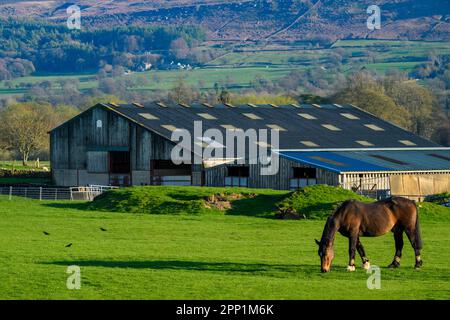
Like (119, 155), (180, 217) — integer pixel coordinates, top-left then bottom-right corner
(414, 203), (423, 250)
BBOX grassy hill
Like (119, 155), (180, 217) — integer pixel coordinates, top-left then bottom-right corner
(0, 186), (449, 299)
(88, 185), (450, 221)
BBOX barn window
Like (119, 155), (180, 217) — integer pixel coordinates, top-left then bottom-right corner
(96, 120), (102, 128)
(225, 166), (249, 187)
(109, 151), (130, 174)
(151, 160), (192, 186)
(290, 167), (317, 190)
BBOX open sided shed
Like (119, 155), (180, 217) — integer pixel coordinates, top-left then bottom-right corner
(278, 149), (450, 199)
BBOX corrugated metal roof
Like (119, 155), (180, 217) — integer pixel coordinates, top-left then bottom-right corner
(278, 150), (450, 173)
(93, 102), (439, 150)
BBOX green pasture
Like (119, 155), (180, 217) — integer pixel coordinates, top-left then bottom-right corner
(1, 40), (448, 97)
(0, 185), (449, 300)
(0, 161), (50, 172)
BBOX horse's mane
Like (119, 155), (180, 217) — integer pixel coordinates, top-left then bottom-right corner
(320, 216), (338, 246)
(320, 201), (349, 246)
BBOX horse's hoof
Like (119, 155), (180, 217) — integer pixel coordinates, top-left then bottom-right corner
(388, 261), (400, 269)
(362, 261), (371, 270)
(346, 265), (356, 272)
(415, 261), (423, 269)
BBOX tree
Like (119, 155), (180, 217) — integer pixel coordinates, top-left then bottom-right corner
(332, 86), (411, 129)
(384, 80), (435, 138)
(168, 75), (198, 103)
(219, 89), (231, 104)
(170, 38), (190, 60)
(0, 103), (77, 165)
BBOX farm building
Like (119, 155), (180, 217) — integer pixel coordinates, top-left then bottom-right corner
(49, 102), (450, 199)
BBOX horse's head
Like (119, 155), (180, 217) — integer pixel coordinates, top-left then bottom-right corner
(315, 239), (334, 272)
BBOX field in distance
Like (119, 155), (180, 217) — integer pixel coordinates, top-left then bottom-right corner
(1, 40), (448, 97)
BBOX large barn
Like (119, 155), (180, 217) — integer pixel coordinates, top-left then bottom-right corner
(49, 102), (450, 199)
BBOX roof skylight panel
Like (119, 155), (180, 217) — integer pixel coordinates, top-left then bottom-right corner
(300, 141), (319, 147)
(341, 113), (360, 120)
(197, 113), (217, 120)
(322, 124), (341, 131)
(139, 113), (159, 120)
(266, 124), (287, 131)
(298, 113), (317, 120)
(243, 113), (262, 120)
(364, 124), (385, 131)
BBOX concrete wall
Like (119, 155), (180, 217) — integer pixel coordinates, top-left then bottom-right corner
(53, 169), (110, 187)
(132, 170), (151, 186)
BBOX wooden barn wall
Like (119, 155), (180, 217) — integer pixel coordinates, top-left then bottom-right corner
(87, 151), (108, 173)
(52, 107), (131, 171)
(67, 112), (88, 169)
(131, 124), (151, 171)
(204, 158), (339, 190)
(151, 132), (175, 160)
(50, 127), (69, 170)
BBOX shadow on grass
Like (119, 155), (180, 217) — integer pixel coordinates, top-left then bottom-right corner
(42, 259), (317, 275)
(42, 202), (90, 211)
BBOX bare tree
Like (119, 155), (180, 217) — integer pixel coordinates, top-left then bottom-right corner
(0, 103), (77, 165)
(170, 38), (190, 60)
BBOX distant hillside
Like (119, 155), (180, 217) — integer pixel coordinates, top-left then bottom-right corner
(0, 0), (448, 41)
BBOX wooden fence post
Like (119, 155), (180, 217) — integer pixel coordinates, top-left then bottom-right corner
(9, 186), (12, 200)
(39, 187), (42, 201)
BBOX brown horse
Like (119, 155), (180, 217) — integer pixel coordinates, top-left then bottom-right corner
(315, 197), (423, 272)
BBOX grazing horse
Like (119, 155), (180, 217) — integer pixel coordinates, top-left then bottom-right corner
(315, 197), (423, 272)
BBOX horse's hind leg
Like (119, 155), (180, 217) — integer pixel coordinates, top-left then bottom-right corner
(388, 229), (403, 268)
(347, 235), (358, 272)
(405, 227), (423, 269)
(356, 238), (370, 270)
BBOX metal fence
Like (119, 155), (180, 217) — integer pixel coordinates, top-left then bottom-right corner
(0, 185), (118, 201)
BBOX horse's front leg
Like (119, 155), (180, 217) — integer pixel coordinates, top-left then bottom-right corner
(347, 235), (358, 272)
(356, 238), (370, 270)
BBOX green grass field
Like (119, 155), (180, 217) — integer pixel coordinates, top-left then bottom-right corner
(0, 161), (50, 172)
(0, 186), (449, 300)
(1, 40), (448, 96)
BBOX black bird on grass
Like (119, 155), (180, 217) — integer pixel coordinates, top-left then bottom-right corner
(100, 227), (107, 232)
(65, 243), (72, 248)
(43, 231), (50, 236)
